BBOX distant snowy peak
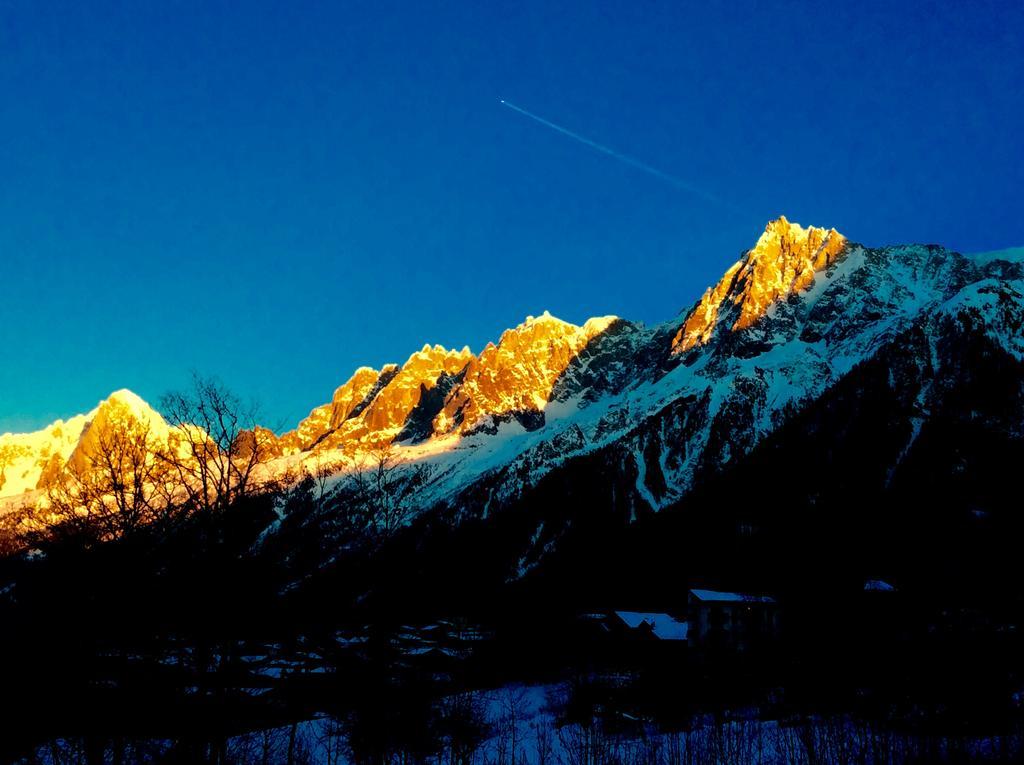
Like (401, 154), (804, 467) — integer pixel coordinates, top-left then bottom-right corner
(672, 216), (847, 354)
(64, 390), (171, 475)
(0, 390), (166, 500)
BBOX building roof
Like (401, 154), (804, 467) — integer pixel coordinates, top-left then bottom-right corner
(613, 611), (689, 641)
(864, 579), (897, 592)
(689, 589), (776, 604)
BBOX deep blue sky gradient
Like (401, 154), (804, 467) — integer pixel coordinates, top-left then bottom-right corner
(2, 1), (1022, 432)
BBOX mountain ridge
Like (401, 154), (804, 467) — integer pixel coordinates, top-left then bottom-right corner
(4, 218), (1022, 549)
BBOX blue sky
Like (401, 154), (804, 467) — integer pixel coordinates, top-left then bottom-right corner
(1, 0), (1021, 432)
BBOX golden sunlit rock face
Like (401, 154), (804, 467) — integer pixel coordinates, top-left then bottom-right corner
(64, 390), (171, 474)
(281, 345), (471, 453)
(0, 390), (173, 501)
(281, 366), (391, 452)
(276, 311), (617, 456)
(0, 416), (89, 497)
(433, 312), (617, 434)
(362, 346), (473, 434)
(672, 216), (847, 353)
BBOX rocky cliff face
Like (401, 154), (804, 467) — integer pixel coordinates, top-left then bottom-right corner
(432, 312), (618, 435)
(255, 216), (1023, 595)
(278, 345), (474, 455)
(271, 312), (618, 457)
(672, 216), (847, 353)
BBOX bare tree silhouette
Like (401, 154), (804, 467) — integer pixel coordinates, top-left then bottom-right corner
(348, 441), (431, 540)
(41, 411), (172, 543)
(158, 374), (279, 516)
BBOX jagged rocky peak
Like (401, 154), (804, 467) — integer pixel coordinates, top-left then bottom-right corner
(327, 366), (391, 430)
(285, 366), (391, 451)
(283, 310), (622, 452)
(433, 311), (618, 434)
(283, 344), (475, 453)
(672, 216), (847, 353)
(358, 345), (473, 435)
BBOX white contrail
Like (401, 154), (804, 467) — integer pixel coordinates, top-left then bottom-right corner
(500, 99), (724, 207)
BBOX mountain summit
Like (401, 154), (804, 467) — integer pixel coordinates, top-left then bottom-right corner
(672, 216), (847, 353)
(0, 390), (165, 500)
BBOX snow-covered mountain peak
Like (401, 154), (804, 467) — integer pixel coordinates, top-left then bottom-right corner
(672, 216), (847, 353)
(0, 390), (167, 500)
(63, 391), (171, 476)
(0, 415), (91, 499)
(103, 389), (160, 421)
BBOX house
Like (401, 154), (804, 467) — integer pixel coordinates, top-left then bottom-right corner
(609, 611), (689, 642)
(687, 589), (780, 652)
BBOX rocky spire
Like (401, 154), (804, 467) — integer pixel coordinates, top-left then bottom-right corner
(432, 312), (617, 435)
(672, 216), (847, 353)
(273, 311), (620, 454)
